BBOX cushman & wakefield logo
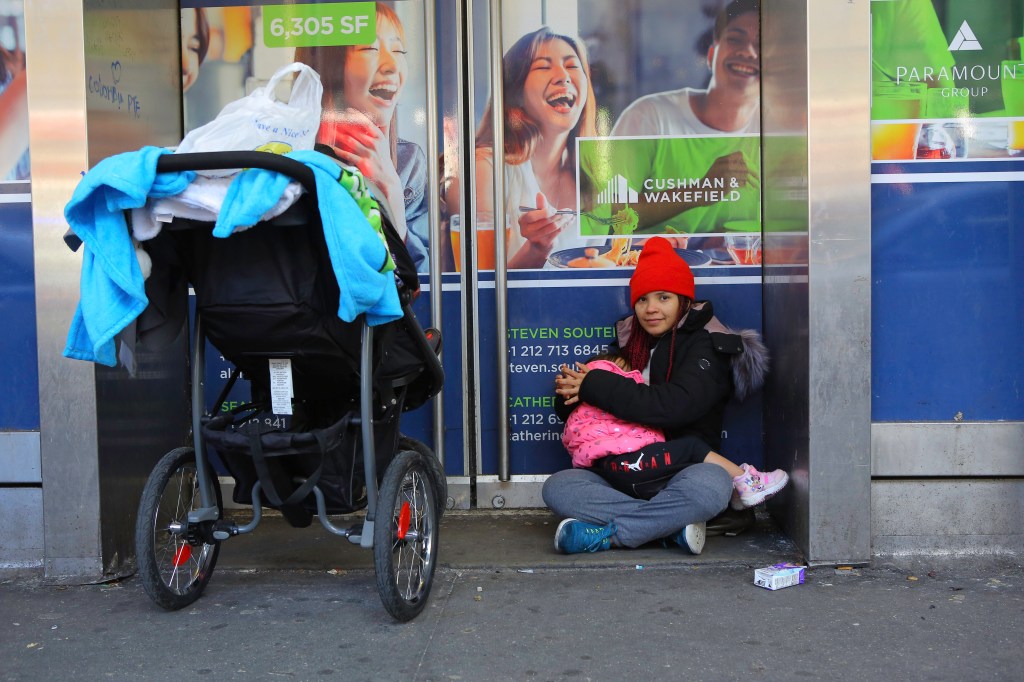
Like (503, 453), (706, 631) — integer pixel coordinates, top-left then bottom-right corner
(596, 173), (741, 207)
(596, 175), (639, 205)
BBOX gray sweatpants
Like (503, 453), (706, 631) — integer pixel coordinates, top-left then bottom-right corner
(542, 463), (732, 548)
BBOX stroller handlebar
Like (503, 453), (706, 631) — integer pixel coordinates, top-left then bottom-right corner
(154, 151), (319, 196)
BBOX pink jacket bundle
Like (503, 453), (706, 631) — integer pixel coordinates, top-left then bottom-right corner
(561, 359), (666, 468)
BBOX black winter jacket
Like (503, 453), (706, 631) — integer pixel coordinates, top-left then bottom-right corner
(555, 300), (763, 452)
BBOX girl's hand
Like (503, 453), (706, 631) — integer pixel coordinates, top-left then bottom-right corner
(554, 362), (589, 405)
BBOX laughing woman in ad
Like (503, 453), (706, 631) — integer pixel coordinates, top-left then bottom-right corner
(462, 27), (598, 269)
(295, 3), (429, 270)
(613, 0), (760, 137)
(606, 0), (760, 235)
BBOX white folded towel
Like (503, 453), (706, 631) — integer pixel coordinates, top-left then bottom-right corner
(131, 173), (303, 241)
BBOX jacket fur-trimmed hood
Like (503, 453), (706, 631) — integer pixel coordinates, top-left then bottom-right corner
(714, 325), (769, 401)
(615, 300), (769, 401)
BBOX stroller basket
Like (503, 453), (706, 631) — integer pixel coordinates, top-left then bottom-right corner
(202, 400), (402, 519)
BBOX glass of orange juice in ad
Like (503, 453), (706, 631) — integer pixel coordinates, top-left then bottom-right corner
(1001, 60), (1024, 154)
(449, 214), (466, 272)
(871, 82), (925, 160)
(725, 233), (762, 265)
(449, 214), (512, 272)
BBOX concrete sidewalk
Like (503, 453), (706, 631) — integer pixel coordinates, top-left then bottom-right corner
(212, 508), (801, 573)
(2, 510), (1021, 681)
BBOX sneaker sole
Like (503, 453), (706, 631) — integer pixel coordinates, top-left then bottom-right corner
(554, 517), (577, 553)
(740, 473), (789, 508)
(683, 522), (706, 555)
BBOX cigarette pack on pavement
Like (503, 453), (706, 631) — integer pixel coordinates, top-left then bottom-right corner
(754, 563), (806, 590)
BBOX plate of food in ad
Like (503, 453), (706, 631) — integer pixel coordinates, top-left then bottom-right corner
(548, 238), (711, 269)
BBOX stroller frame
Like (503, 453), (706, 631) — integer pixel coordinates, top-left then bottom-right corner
(123, 151), (445, 622)
(187, 312), (384, 542)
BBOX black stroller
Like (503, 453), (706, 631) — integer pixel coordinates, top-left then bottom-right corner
(83, 151), (445, 621)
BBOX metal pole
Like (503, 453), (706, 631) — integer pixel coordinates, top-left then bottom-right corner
(488, 0), (510, 482)
(190, 313), (218, 513)
(360, 321), (376, 512)
(460, 0), (483, 488)
(423, 0), (445, 466)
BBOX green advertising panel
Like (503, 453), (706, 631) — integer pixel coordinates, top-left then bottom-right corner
(871, 0), (1024, 160)
(577, 135), (761, 236)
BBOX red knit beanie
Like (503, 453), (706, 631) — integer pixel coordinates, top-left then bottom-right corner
(629, 237), (695, 307)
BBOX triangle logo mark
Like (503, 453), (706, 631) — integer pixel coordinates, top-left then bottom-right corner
(949, 20), (983, 51)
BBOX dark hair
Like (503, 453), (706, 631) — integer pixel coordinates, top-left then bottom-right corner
(714, 0), (760, 40)
(475, 27), (597, 168)
(193, 8), (210, 65)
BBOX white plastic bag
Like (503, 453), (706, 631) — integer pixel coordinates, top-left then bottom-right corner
(176, 62), (323, 170)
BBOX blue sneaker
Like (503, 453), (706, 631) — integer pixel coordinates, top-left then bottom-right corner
(672, 522), (706, 555)
(554, 518), (617, 554)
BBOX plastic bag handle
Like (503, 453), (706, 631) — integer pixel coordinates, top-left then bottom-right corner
(263, 62), (322, 111)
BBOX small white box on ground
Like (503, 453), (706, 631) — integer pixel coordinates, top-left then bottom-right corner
(754, 563), (806, 590)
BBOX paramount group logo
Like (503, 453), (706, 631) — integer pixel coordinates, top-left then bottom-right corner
(893, 16), (1009, 99)
(948, 20), (983, 51)
(596, 174), (639, 205)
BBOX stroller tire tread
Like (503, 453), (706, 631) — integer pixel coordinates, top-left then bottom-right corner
(398, 435), (448, 514)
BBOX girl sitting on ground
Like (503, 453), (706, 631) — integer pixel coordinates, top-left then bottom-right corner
(561, 351), (788, 510)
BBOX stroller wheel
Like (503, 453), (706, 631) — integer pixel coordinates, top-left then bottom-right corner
(398, 435), (448, 514)
(373, 449), (439, 622)
(135, 447), (221, 610)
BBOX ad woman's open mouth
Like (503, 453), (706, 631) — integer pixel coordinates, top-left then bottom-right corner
(545, 91), (578, 114)
(369, 82), (399, 104)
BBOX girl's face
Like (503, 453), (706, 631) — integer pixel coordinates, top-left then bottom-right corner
(634, 291), (684, 337)
(181, 10), (202, 93)
(343, 17), (408, 128)
(521, 38), (588, 135)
